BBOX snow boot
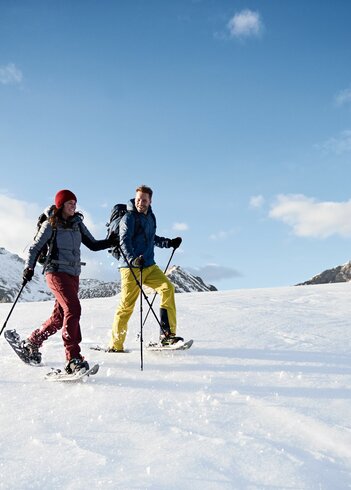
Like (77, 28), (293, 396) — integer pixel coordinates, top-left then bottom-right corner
(159, 308), (183, 345)
(160, 334), (184, 346)
(22, 339), (42, 364)
(106, 347), (127, 353)
(159, 307), (172, 336)
(65, 357), (89, 375)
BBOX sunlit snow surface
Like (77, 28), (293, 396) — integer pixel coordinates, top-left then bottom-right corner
(1, 283), (351, 489)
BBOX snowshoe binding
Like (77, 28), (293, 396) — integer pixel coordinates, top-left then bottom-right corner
(65, 357), (90, 375)
(160, 334), (184, 346)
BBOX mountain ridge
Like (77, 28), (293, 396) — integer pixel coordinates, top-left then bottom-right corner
(0, 247), (216, 302)
(297, 261), (351, 285)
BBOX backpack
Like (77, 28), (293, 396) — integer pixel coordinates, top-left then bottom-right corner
(106, 204), (132, 259)
(106, 203), (156, 260)
(34, 205), (57, 271)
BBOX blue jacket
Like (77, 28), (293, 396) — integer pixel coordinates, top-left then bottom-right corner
(119, 199), (171, 268)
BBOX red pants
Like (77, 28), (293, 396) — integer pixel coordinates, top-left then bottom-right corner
(28, 272), (82, 360)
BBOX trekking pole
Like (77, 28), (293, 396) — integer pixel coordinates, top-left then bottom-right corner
(0, 280), (27, 337)
(117, 246), (169, 337)
(139, 266), (144, 371)
(142, 248), (176, 327)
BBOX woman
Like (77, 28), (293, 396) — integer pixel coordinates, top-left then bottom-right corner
(21, 189), (115, 374)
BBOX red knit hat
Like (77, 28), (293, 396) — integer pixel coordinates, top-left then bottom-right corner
(55, 189), (77, 209)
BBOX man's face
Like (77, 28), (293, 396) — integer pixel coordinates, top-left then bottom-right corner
(135, 191), (151, 214)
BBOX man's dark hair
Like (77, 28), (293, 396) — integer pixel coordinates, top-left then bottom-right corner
(136, 185), (153, 198)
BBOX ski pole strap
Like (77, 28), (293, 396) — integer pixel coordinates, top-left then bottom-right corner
(42, 227), (57, 274)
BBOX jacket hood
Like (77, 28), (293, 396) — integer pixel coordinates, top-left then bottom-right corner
(127, 199), (136, 212)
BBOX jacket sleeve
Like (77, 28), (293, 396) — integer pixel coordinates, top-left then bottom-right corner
(79, 222), (111, 251)
(154, 235), (171, 249)
(25, 221), (53, 269)
(148, 210), (170, 248)
(119, 213), (136, 261)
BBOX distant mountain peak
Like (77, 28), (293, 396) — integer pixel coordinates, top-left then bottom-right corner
(166, 265), (217, 293)
(297, 261), (351, 286)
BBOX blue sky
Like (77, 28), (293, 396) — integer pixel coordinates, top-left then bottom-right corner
(1, 0), (351, 290)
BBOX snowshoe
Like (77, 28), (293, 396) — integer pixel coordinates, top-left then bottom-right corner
(4, 329), (42, 365)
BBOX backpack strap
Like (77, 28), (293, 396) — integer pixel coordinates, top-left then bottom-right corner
(41, 227), (57, 274)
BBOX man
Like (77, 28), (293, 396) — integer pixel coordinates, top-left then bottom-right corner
(109, 185), (182, 352)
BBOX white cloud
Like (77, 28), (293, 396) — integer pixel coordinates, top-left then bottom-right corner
(172, 222), (189, 231)
(335, 87), (351, 107)
(209, 229), (237, 241)
(0, 194), (41, 258)
(79, 207), (101, 235)
(269, 194), (351, 238)
(250, 195), (265, 209)
(227, 9), (263, 39)
(318, 129), (351, 155)
(0, 63), (23, 85)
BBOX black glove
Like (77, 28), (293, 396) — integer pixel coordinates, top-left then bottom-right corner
(108, 231), (119, 246)
(131, 255), (145, 268)
(23, 267), (34, 282)
(170, 237), (182, 249)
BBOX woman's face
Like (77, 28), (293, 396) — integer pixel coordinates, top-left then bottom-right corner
(62, 199), (76, 219)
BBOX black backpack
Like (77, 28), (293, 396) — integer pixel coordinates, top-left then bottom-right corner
(34, 205), (57, 270)
(106, 204), (133, 259)
(106, 203), (156, 260)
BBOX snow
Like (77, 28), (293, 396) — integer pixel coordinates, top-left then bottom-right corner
(0, 248), (51, 302)
(1, 283), (351, 489)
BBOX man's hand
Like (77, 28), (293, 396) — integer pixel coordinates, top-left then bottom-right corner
(131, 255), (145, 268)
(170, 237), (182, 249)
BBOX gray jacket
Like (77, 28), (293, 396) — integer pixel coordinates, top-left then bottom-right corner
(25, 214), (110, 276)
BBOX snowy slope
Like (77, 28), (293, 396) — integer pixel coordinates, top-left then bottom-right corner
(0, 247), (51, 302)
(0, 283), (351, 489)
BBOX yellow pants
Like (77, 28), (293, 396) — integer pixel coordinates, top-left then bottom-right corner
(110, 264), (176, 350)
